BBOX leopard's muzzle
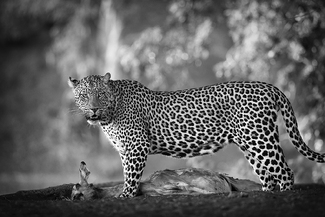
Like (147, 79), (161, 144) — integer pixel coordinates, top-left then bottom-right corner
(85, 108), (103, 125)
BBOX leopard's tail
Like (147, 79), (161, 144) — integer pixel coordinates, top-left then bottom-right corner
(277, 89), (325, 163)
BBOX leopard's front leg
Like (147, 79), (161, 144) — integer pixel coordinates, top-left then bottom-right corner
(119, 137), (150, 198)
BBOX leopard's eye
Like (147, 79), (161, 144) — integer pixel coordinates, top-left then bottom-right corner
(76, 93), (89, 107)
(75, 91), (86, 100)
(98, 92), (105, 99)
(80, 93), (88, 99)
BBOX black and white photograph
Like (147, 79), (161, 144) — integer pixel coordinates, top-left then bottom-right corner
(0, 0), (325, 216)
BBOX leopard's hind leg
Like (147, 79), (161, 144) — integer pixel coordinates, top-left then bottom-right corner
(239, 146), (276, 191)
(238, 123), (294, 191)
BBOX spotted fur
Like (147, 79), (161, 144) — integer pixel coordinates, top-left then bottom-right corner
(68, 73), (325, 197)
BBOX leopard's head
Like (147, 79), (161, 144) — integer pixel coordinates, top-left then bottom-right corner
(68, 73), (116, 125)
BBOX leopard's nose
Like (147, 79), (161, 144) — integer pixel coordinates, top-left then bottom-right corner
(89, 108), (102, 118)
(91, 108), (99, 114)
(87, 108), (98, 118)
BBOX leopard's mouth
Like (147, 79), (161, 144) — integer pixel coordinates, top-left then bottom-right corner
(85, 111), (111, 125)
(86, 116), (100, 125)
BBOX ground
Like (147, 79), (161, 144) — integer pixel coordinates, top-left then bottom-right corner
(0, 183), (325, 217)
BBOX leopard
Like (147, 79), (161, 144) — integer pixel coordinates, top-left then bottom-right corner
(68, 72), (325, 198)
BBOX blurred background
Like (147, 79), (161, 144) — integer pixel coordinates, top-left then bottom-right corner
(1, 0), (325, 195)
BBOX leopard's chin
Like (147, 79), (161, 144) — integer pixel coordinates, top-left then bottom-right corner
(87, 119), (99, 125)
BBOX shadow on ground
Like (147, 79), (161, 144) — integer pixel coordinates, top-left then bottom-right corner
(0, 183), (325, 217)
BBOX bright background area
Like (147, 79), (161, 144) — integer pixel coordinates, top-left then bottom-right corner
(1, 0), (325, 195)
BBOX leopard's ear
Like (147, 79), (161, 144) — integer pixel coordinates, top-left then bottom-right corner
(103, 72), (111, 84)
(68, 77), (79, 88)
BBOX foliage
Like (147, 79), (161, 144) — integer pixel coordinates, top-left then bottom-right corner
(118, 0), (224, 90)
(0, 0), (77, 43)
